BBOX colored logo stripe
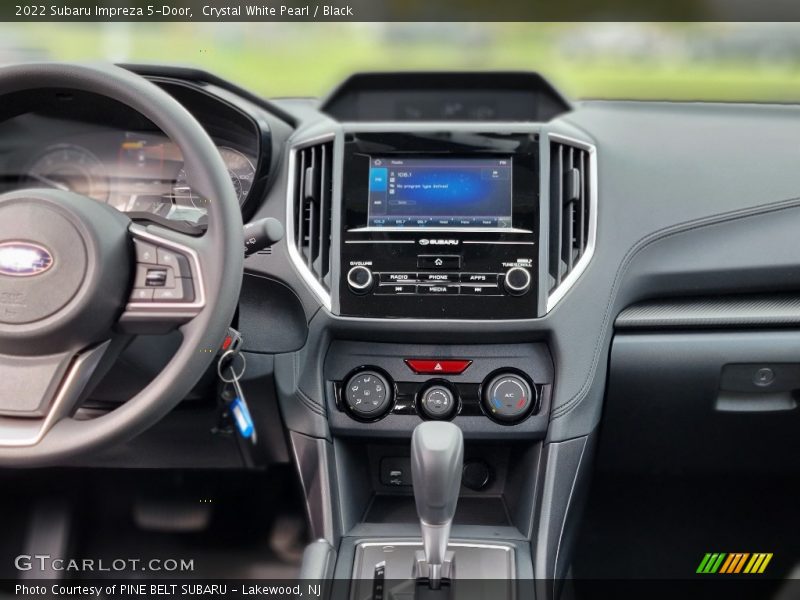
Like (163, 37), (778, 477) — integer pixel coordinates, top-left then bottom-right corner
(697, 553), (726, 573)
(744, 553), (773, 574)
(720, 553), (749, 573)
(697, 553), (773, 574)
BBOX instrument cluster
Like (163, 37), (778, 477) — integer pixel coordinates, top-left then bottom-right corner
(19, 131), (257, 225)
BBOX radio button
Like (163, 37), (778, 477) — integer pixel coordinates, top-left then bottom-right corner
(379, 272), (418, 283)
(460, 273), (498, 284)
(418, 284), (460, 295)
(461, 284), (501, 296)
(417, 255), (461, 270)
(376, 284), (416, 295)
(420, 272), (458, 283)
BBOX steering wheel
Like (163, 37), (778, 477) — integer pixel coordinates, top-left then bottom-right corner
(0, 64), (244, 465)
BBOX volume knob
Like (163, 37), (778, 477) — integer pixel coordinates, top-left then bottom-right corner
(503, 267), (531, 296)
(347, 266), (374, 294)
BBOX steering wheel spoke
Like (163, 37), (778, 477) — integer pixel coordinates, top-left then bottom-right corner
(118, 223), (207, 333)
(0, 341), (110, 447)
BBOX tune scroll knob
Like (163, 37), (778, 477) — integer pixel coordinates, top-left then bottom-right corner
(347, 265), (374, 294)
(503, 267), (531, 296)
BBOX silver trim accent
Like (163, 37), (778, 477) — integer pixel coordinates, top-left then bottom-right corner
(346, 265), (373, 291)
(546, 133), (598, 313)
(352, 540), (516, 583)
(462, 240), (535, 245)
(348, 226), (532, 234)
(503, 266), (532, 294)
(0, 341), (110, 447)
(122, 224), (207, 322)
(345, 239), (415, 244)
(285, 134), (335, 312)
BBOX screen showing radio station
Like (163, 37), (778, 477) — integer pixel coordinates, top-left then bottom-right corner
(366, 156), (512, 228)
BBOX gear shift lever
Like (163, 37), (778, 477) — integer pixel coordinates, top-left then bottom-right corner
(411, 421), (464, 589)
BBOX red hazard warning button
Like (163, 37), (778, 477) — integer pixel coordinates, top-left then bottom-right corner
(404, 359), (472, 375)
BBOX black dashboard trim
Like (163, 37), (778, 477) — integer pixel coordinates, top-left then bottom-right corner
(615, 294), (800, 329)
(120, 63), (298, 128)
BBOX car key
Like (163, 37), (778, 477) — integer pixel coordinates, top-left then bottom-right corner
(217, 347), (257, 444)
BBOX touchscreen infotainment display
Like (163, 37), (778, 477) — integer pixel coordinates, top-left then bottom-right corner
(366, 156), (512, 229)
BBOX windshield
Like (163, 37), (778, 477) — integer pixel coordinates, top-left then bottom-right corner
(2, 22), (800, 102)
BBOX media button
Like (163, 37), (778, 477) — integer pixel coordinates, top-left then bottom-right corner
(461, 273), (498, 284)
(417, 255), (461, 270)
(418, 284), (459, 295)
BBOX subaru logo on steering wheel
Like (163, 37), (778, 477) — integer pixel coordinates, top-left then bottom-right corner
(0, 241), (54, 277)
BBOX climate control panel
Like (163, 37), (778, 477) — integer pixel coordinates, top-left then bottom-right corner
(338, 367), (539, 425)
(325, 341), (553, 437)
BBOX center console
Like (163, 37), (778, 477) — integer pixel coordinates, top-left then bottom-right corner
(282, 110), (594, 595)
(339, 130), (541, 319)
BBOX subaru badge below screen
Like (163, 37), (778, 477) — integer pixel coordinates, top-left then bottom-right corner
(367, 156), (513, 228)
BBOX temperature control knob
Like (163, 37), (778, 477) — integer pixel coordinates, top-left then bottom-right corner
(482, 373), (536, 423)
(347, 266), (374, 294)
(344, 370), (392, 419)
(419, 384), (457, 420)
(503, 267), (531, 296)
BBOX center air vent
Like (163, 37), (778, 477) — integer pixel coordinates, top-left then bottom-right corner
(547, 136), (596, 309)
(289, 139), (334, 306)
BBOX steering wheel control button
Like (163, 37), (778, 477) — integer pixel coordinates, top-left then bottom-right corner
(134, 240), (158, 264)
(419, 384), (456, 419)
(344, 371), (393, 419)
(503, 267), (532, 296)
(417, 255), (461, 270)
(153, 278), (194, 302)
(144, 268), (169, 287)
(483, 373), (536, 423)
(130, 288), (154, 302)
(157, 247), (191, 278)
(347, 265), (374, 294)
(405, 359), (472, 375)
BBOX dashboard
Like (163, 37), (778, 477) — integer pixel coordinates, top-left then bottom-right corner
(2, 64), (799, 583)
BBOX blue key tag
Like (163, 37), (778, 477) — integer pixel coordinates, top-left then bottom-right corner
(231, 395), (255, 440)
(230, 377), (257, 443)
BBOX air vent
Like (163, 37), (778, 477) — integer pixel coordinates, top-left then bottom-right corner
(290, 140), (334, 303)
(548, 136), (595, 304)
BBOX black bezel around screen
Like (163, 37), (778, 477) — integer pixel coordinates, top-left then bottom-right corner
(342, 132), (538, 234)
